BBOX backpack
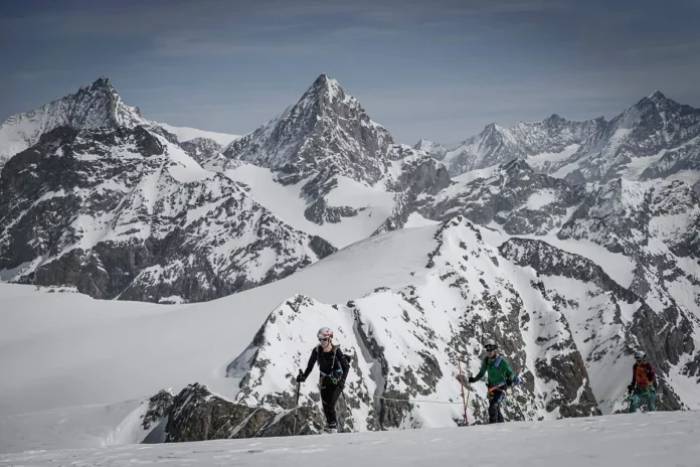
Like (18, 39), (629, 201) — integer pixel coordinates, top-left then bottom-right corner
(316, 345), (352, 384)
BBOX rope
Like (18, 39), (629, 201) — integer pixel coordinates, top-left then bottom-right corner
(374, 395), (464, 405)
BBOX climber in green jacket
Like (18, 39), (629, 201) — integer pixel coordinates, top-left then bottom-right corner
(457, 339), (516, 423)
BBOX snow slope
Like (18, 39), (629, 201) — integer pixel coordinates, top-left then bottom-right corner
(0, 226), (437, 453)
(2, 214), (699, 452)
(157, 123), (240, 146)
(224, 163), (396, 248)
(1, 411), (698, 466)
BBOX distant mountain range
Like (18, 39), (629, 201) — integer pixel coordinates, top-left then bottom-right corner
(417, 90), (700, 188)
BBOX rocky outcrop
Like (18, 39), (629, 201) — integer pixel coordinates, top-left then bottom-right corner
(140, 383), (325, 443)
(374, 146), (450, 233)
(304, 198), (358, 225)
(180, 137), (223, 165)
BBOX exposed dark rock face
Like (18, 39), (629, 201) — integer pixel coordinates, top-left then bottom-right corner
(499, 238), (635, 300)
(307, 235), (337, 259)
(140, 383), (325, 443)
(180, 137), (223, 165)
(627, 305), (694, 411)
(374, 148), (451, 233)
(389, 147), (452, 195)
(535, 351), (599, 417)
(304, 198), (358, 225)
(142, 390), (174, 432)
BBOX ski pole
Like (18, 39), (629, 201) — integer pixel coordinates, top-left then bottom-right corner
(458, 361), (468, 426)
(292, 370), (302, 435)
(465, 384), (471, 426)
(340, 391), (348, 433)
(295, 371), (302, 407)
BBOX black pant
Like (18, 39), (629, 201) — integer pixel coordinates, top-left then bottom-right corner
(488, 389), (506, 423)
(320, 379), (342, 427)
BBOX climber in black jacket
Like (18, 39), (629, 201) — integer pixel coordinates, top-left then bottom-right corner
(297, 327), (350, 433)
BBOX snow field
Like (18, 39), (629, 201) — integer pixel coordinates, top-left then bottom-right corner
(1, 411), (698, 466)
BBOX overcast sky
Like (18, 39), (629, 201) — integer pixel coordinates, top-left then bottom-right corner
(2, 0), (699, 144)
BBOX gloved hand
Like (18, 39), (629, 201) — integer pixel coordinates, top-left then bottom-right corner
(627, 383), (635, 394)
(296, 371), (306, 383)
(468, 376), (477, 384)
(506, 378), (513, 388)
(456, 374), (473, 387)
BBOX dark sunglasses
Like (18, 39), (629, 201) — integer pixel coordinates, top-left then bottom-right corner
(319, 337), (329, 342)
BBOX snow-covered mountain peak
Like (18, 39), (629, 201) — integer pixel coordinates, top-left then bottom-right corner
(482, 121), (501, 134)
(288, 73), (374, 126)
(223, 75), (394, 185)
(85, 76), (116, 94)
(280, 74), (364, 125)
(0, 77), (148, 166)
(646, 89), (669, 103)
(43, 76), (144, 128)
(622, 90), (684, 124)
(304, 73), (351, 105)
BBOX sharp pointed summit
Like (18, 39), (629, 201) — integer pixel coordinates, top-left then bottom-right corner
(223, 74), (394, 184)
(90, 76), (113, 88)
(629, 89), (680, 115)
(306, 73), (350, 104)
(647, 89), (667, 102)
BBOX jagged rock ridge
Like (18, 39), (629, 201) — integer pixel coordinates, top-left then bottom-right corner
(421, 92), (700, 187)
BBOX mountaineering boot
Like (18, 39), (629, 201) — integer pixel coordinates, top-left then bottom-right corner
(324, 422), (338, 433)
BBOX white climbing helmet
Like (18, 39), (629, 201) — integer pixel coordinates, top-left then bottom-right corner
(317, 327), (334, 341)
(634, 351), (646, 361)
